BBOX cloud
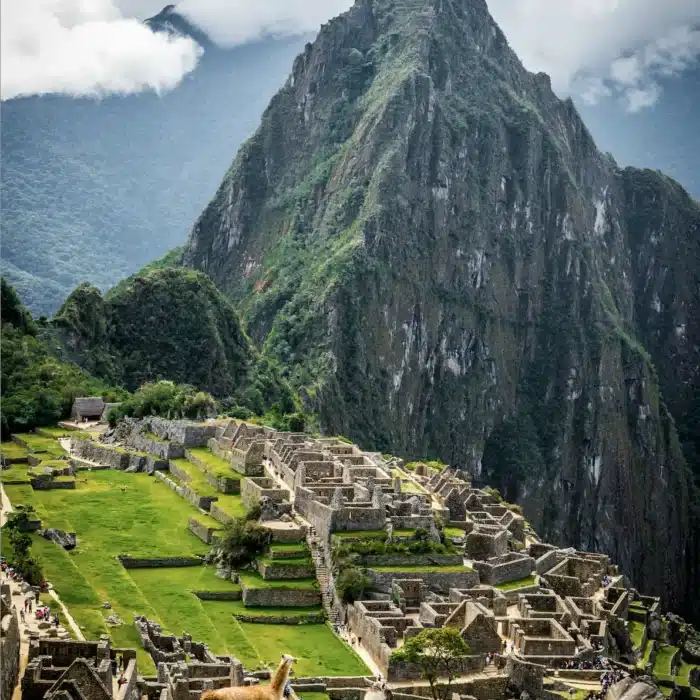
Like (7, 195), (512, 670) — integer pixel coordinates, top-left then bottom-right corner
(3, 0), (698, 108)
(176, 0), (351, 46)
(1, 0), (202, 101)
(485, 0), (700, 112)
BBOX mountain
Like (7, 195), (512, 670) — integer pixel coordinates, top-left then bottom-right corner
(0, 8), (308, 318)
(50, 267), (296, 415)
(0, 279), (119, 437)
(183, 0), (700, 619)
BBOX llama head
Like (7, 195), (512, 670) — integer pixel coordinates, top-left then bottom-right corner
(281, 654), (297, 664)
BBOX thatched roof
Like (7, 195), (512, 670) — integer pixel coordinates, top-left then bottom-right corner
(72, 397), (105, 417)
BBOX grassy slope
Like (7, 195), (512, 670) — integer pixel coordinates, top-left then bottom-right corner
(4, 445), (366, 677)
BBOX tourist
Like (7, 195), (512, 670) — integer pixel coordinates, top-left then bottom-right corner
(20, 609), (25, 623)
(111, 658), (118, 676)
(283, 680), (292, 698)
(53, 614), (59, 627)
(358, 636), (362, 646)
(117, 675), (127, 689)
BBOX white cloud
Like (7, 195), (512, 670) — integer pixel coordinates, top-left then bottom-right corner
(176, 0), (351, 46)
(3, 0), (698, 108)
(485, 0), (700, 112)
(1, 0), (202, 101)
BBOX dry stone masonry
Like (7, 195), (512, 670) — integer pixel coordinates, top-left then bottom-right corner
(7, 416), (698, 700)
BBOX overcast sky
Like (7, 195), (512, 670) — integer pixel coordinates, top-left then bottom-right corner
(2, 0), (699, 113)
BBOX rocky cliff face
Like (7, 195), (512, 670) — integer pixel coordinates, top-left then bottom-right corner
(183, 0), (700, 617)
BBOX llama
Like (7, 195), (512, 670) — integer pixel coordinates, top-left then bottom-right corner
(200, 654), (297, 700)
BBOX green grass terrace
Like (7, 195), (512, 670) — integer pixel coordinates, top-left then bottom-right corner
(494, 575), (538, 592)
(628, 620), (646, 649)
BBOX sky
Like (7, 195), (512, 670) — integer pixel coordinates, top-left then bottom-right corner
(1, 0), (699, 192)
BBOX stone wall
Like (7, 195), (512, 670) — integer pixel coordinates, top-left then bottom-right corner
(368, 568), (479, 594)
(128, 432), (185, 460)
(241, 477), (290, 509)
(231, 442), (265, 477)
(472, 553), (535, 585)
(504, 655), (544, 695)
(352, 554), (463, 568)
(210, 504), (234, 526)
(536, 550), (560, 575)
(1, 603), (20, 700)
(71, 437), (128, 468)
(155, 470), (217, 511)
(234, 612), (325, 624)
(240, 584), (321, 608)
(147, 418), (217, 446)
(184, 451), (240, 494)
(118, 556), (204, 568)
(188, 517), (221, 545)
(193, 590), (242, 601)
(257, 559), (315, 580)
(70, 438), (167, 473)
(117, 658), (140, 700)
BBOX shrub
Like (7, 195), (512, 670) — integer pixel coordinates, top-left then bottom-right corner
(336, 567), (371, 603)
(216, 507), (270, 569)
(111, 381), (217, 422)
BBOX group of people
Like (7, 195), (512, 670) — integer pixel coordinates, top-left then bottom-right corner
(1, 561), (21, 582)
(585, 669), (628, 700)
(561, 656), (611, 671)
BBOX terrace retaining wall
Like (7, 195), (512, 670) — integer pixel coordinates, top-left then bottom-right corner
(240, 585), (321, 608)
(118, 556), (204, 568)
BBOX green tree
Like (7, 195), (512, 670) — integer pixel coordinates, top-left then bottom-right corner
(336, 567), (372, 603)
(216, 509), (271, 569)
(392, 628), (470, 700)
(4, 506), (43, 585)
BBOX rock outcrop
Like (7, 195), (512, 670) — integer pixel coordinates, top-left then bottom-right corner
(183, 0), (700, 619)
(41, 528), (77, 550)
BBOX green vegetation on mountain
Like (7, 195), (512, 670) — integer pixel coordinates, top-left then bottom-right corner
(52, 268), (297, 418)
(0, 32), (307, 317)
(183, 0), (700, 620)
(0, 278), (122, 438)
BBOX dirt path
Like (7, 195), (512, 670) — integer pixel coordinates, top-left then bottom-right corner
(1, 483), (14, 526)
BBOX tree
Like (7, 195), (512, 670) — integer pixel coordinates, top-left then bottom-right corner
(4, 506), (43, 585)
(336, 567), (372, 603)
(392, 628), (470, 700)
(216, 508), (271, 569)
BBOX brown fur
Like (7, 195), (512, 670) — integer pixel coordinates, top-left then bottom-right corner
(201, 655), (295, 700)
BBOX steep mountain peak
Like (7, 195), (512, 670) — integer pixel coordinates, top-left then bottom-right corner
(183, 0), (700, 620)
(144, 4), (214, 49)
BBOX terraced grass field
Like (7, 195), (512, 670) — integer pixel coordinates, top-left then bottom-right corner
(3, 435), (367, 678)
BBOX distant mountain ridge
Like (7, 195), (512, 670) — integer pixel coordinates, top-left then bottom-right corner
(144, 4), (215, 48)
(0, 7), (309, 317)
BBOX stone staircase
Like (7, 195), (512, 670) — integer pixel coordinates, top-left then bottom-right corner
(307, 526), (341, 625)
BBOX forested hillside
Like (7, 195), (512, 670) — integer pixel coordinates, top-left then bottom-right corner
(0, 28), (306, 317)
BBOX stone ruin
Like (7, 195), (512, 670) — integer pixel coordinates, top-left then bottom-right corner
(135, 615), (244, 700)
(21, 635), (139, 700)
